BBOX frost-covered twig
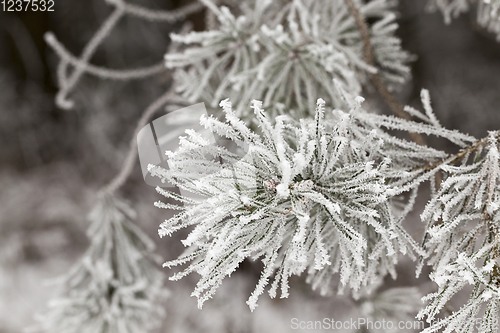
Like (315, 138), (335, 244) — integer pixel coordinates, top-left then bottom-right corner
(51, 7), (125, 109)
(104, 89), (174, 194)
(418, 131), (500, 332)
(106, 0), (207, 22)
(36, 194), (168, 333)
(47, 0), (205, 110)
(45, 32), (167, 80)
(423, 131), (496, 172)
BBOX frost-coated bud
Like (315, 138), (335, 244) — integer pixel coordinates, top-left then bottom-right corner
(294, 179), (314, 192)
(276, 183), (290, 198)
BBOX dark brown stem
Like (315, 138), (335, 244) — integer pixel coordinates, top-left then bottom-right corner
(343, 0), (426, 146)
(423, 134), (491, 172)
(343, 0), (445, 190)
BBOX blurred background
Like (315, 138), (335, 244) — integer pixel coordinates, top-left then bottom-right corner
(1, 1), (500, 332)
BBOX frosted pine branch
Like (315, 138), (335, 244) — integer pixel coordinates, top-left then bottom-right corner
(428, 0), (500, 40)
(427, 0), (472, 23)
(418, 131), (500, 332)
(36, 195), (168, 333)
(150, 93), (476, 310)
(166, 0), (412, 118)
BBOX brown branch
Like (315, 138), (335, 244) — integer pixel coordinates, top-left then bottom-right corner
(420, 131), (498, 235)
(423, 134), (491, 172)
(343, 0), (426, 146)
(343, 0), (445, 190)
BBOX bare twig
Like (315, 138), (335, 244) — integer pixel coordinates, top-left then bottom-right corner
(343, 0), (447, 190)
(343, 0), (426, 146)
